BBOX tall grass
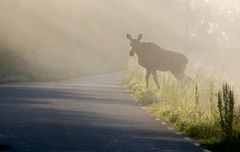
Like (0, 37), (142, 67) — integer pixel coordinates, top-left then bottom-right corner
(124, 58), (240, 151)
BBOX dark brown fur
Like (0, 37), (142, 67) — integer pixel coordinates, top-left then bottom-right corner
(127, 33), (189, 89)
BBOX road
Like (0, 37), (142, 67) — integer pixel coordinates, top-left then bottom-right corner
(0, 72), (206, 152)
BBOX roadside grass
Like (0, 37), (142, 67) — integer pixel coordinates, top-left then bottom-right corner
(123, 59), (240, 152)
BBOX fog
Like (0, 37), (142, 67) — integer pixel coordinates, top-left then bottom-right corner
(0, 0), (240, 79)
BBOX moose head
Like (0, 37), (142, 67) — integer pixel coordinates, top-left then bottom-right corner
(126, 33), (143, 56)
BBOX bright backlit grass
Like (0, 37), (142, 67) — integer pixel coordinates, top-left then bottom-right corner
(124, 58), (240, 151)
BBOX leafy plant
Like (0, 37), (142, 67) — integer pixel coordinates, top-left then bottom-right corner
(217, 83), (235, 141)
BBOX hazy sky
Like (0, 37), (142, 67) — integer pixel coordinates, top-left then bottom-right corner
(0, 0), (240, 75)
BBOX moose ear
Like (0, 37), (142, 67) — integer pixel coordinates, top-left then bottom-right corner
(138, 34), (143, 40)
(126, 33), (132, 40)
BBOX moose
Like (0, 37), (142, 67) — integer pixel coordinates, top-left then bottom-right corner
(126, 33), (189, 89)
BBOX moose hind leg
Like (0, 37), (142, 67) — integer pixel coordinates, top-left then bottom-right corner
(172, 71), (191, 82)
(152, 70), (160, 89)
(171, 71), (182, 81)
(146, 69), (151, 90)
(182, 73), (192, 82)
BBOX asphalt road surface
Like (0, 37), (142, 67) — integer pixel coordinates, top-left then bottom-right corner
(0, 72), (206, 152)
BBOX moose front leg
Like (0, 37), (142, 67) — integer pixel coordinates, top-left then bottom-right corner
(152, 70), (160, 89)
(146, 69), (151, 90)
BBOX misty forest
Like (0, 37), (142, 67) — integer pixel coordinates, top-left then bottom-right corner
(1, 0), (239, 82)
(1, 0), (240, 152)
